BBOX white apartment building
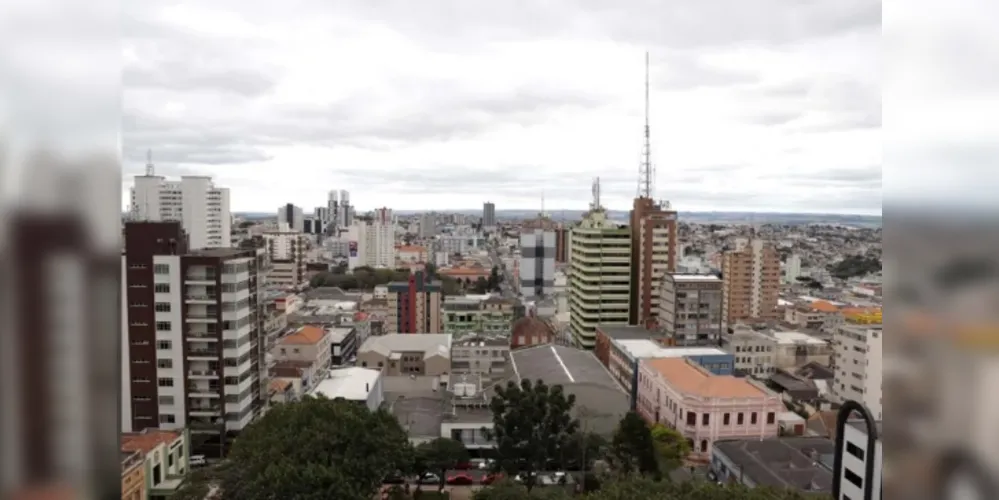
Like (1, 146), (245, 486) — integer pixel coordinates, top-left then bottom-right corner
(831, 322), (883, 420)
(277, 204), (305, 232)
(263, 226), (308, 287)
(345, 207), (395, 269)
(436, 233), (483, 256)
(130, 174), (231, 249)
(784, 253), (802, 284)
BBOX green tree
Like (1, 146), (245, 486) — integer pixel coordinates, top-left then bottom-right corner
(650, 424), (689, 475)
(425, 262), (438, 278)
(472, 478), (569, 500)
(581, 476), (827, 499)
(440, 276), (461, 295)
(486, 379), (579, 491)
(473, 276), (490, 294)
(561, 432), (606, 471)
(609, 412), (659, 479)
(216, 396), (411, 500)
(416, 438), (469, 492)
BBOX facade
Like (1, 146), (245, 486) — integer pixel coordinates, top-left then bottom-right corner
(442, 295), (515, 335)
(450, 334), (510, 381)
(482, 202), (496, 227)
(722, 326), (779, 377)
(784, 253), (802, 284)
(357, 333), (452, 376)
(121, 222), (265, 457)
(721, 238), (781, 325)
(387, 271), (442, 334)
(436, 234), (483, 256)
(510, 316), (556, 349)
(658, 274), (725, 346)
(329, 326), (358, 366)
(272, 325), (333, 390)
(263, 228), (307, 287)
(554, 226), (570, 264)
(121, 428), (191, 500)
(346, 208), (395, 269)
(568, 209), (631, 348)
(831, 319), (883, 420)
(519, 228), (557, 300)
(635, 357), (784, 459)
(129, 174), (231, 249)
(277, 203), (305, 232)
(628, 197), (678, 326)
(121, 451), (146, 500)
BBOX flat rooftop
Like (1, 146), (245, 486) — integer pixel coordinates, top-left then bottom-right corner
(713, 437), (835, 492)
(360, 333), (452, 359)
(616, 339), (728, 360)
(671, 274), (722, 282)
(312, 367), (380, 401)
(596, 324), (659, 340)
(772, 331), (828, 345)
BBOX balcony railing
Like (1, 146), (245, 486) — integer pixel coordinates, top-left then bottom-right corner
(186, 294), (217, 301)
(188, 348), (217, 357)
(189, 370), (219, 377)
(190, 405), (222, 413)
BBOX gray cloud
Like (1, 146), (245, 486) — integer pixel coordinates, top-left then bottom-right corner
(655, 51), (761, 89)
(763, 166), (882, 189)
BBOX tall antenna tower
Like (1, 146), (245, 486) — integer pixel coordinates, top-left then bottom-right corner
(145, 149), (155, 176)
(638, 51), (654, 199)
(591, 177), (602, 210)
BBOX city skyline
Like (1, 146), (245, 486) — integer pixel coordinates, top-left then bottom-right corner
(123, 1), (881, 215)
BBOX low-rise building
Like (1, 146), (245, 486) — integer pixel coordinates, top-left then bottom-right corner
(450, 334), (509, 382)
(121, 450), (146, 500)
(711, 437), (836, 494)
(311, 367), (384, 412)
(510, 316), (556, 349)
(329, 326), (358, 366)
(357, 333), (452, 376)
(722, 325), (779, 377)
(442, 295), (516, 334)
(272, 325), (333, 390)
(121, 428), (190, 500)
(636, 357), (784, 459)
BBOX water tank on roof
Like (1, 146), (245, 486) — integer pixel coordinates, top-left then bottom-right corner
(454, 383), (477, 397)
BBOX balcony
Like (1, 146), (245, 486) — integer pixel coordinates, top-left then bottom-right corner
(187, 331), (219, 342)
(185, 294), (217, 304)
(185, 314), (218, 323)
(189, 369), (220, 379)
(185, 274), (216, 285)
(188, 385), (220, 398)
(188, 347), (217, 360)
(190, 404), (223, 417)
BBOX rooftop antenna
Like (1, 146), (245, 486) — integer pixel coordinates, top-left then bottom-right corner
(638, 51), (654, 199)
(145, 149), (155, 176)
(591, 177), (602, 210)
(541, 189), (545, 218)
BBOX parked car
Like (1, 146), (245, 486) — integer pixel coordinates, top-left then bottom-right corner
(470, 458), (495, 470)
(481, 473), (505, 485)
(189, 455), (207, 467)
(419, 473), (441, 485)
(446, 473), (475, 485)
(383, 472), (406, 485)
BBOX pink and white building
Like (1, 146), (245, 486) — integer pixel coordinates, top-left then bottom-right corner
(636, 357), (784, 459)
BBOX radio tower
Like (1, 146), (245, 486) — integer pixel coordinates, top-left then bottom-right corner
(638, 51), (654, 199)
(145, 149), (155, 176)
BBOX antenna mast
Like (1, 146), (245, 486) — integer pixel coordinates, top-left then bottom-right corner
(145, 149), (155, 176)
(590, 177), (602, 210)
(541, 189), (545, 218)
(638, 52), (654, 199)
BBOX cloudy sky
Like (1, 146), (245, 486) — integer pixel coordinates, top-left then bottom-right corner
(121, 0), (883, 215)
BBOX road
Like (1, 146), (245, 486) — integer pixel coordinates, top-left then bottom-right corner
(488, 244), (516, 298)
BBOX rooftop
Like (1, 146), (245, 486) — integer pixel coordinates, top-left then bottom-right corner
(616, 339), (728, 360)
(327, 326), (355, 343)
(771, 331), (827, 346)
(188, 247), (255, 259)
(596, 324), (660, 341)
(312, 367), (381, 401)
(278, 325), (327, 345)
(302, 287), (362, 301)
(360, 333), (452, 360)
(644, 358), (768, 398)
(121, 428), (183, 455)
(713, 437), (835, 492)
(670, 274), (722, 282)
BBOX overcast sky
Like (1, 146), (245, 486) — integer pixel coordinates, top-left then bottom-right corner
(120, 0), (884, 215)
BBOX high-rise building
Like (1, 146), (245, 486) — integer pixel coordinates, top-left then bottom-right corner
(121, 222), (266, 457)
(554, 225), (570, 264)
(277, 203), (305, 232)
(419, 212), (436, 239)
(784, 253), (802, 284)
(263, 227), (307, 287)
(657, 274), (724, 346)
(628, 197), (678, 327)
(568, 208), (631, 348)
(519, 217), (558, 300)
(130, 174), (231, 250)
(721, 238), (781, 325)
(482, 202), (496, 227)
(339, 190), (352, 227)
(386, 271), (442, 333)
(326, 190), (339, 227)
(831, 312), (883, 420)
(346, 207), (395, 269)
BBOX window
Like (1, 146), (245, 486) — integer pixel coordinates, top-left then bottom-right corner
(156, 322), (171, 332)
(361, 361), (368, 367)
(155, 303), (171, 312)
(750, 412), (758, 424)
(154, 264), (170, 274)
(686, 412), (696, 426)
(737, 413), (744, 425)
(157, 340), (171, 350)
(159, 396), (174, 405)
(700, 440), (708, 452)
(702, 413), (709, 426)
(159, 414), (175, 424)
(154, 283), (171, 293)
(157, 359), (173, 369)
(723, 413), (730, 425)
(766, 412), (776, 424)
(157, 378), (173, 387)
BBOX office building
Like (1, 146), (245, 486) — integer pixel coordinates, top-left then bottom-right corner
(263, 226), (307, 287)
(482, 201), (496, 227)
(519, 218), (558, 300)
(387, 270), (442, 333)
(121, 222), (266, 457)
(568, 208), (631, 348)
(830, 312), (883, 420)
(277, 203), (305, 233)
(628, 197), (678, 326)
(130, 173), (231, 249)
(658, 274), (724, 346)
(721, 238), (781, 325)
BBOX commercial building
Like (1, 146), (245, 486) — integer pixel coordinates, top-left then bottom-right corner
(721, 238), (781, 325)
(568, 208), (631, 348)
(450, 334), (510, 382)
(482, 201), (496, 228)
(442, 295), (516, 335)
(386, 271), (443, 334)
(121, 222), (266, 457)
(262, 227), (307, 287)
(120, 428), (191, 499)
(129, 173), (231, 249)
(277, 203), (305, 232)
(519, 219), (558, 300)
(357, 333), (453, 376)
(830, 313), (883, 420)
(628, 197), (678, 326)
(635, 357), (784, 458)
(658, 274), (724, 346)
(312, 367), (384, 412)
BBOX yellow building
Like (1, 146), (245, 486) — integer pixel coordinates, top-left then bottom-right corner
(569, 208), (631, 348)
(121, 450), (146, 500)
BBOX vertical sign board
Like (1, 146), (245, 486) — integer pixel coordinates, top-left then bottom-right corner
(832, 400), (880, 500)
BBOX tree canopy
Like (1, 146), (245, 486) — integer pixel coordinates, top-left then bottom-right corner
(828, 254), (881, 280)
(486, 379), (579, 490)
(650, 423), (690, 474)
(309, 267), (412, 290)
(609, 412), (660, 479)
(472, 475), (831, 500)
(414, 437), (469, 491)
(212, 395), (411, 500)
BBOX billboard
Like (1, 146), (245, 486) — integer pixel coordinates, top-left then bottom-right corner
(348, 241), (358, 257)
